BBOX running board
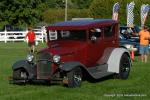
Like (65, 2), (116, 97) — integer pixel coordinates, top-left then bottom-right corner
(87, 63), (113, 79)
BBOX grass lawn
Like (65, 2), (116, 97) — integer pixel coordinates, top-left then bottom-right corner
(0, 42), (150, 100)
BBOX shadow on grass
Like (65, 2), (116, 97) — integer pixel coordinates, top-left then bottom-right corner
(9, 79), (61, 87)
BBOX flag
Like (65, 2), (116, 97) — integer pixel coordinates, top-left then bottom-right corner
(112, 2), (120, 20)
(127, 1), (135, 27)
(141, 4), (149, 27)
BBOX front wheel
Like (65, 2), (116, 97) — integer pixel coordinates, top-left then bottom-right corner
(65, 67), (82, 88)
(13, 69), (28, 81)
(117, 53), (131, 79)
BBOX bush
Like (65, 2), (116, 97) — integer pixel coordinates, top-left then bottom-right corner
(43, 9), (90, 23)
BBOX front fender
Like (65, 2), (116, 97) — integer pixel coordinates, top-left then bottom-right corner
(12, 60), (35, 79)
(60, 61), (84, 72)
(12, 60), (31, 70)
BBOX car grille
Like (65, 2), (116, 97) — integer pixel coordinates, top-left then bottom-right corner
(36, 52), (52, 79)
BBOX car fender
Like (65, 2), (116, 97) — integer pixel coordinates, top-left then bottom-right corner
(12, 60), (34, 77)
(60, 61), (84, 72)
(107, 48), (131, 73)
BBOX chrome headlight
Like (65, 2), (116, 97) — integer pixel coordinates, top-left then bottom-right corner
(125, 44), (133, 48)
(124, 44), (134, 51)
(53, 55), (61, 63)
(26, 54), (34, 62)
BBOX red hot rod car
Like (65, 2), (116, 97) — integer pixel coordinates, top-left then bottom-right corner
(12, 19), (132, 87)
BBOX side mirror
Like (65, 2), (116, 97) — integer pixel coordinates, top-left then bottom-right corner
(91, 36), (97, 42)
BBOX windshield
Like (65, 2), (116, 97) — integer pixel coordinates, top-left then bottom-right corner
(48, 30), (86, 41)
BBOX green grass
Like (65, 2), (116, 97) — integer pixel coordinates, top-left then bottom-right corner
(0, 42), (150, 100)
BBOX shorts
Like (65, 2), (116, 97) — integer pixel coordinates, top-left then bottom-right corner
(28, 41), (35, 47)
(139, 45), (149, 55)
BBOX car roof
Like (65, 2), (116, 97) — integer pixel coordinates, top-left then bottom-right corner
(47, 19), (118, 30)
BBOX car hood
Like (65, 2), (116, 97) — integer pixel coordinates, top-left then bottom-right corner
(120, 39), (138, 45)
(45, 40), (87, 56)
(128, 38), (139, 42)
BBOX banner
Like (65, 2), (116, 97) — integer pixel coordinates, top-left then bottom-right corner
(141, 4), (149, 27)
(112, 2), (120, 20)
(127, 1), (135, 27)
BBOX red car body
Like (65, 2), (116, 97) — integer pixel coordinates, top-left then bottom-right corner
(12, 19), (132, 87)
(44, 19), (119, 70)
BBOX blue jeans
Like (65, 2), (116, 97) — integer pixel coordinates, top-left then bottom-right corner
(139, 45), (149, 55)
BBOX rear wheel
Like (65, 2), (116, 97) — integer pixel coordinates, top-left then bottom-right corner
(117, 53), (131, 79)
(65, 67), (82, 88)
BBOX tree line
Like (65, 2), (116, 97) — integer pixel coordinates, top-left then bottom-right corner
(89, 0), (150, 26)
(0, 0), (48, 28)
(0, 0), (150, 28)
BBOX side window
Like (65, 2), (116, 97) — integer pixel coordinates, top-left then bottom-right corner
(104, 25), (114, 37)
(89, 28), (102, 38)
(61, 31), (70, 38)
(48, 30), (57, 40)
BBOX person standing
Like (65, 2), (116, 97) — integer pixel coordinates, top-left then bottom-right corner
(139, 26), (150, 62)
(25, 27), (36, 53)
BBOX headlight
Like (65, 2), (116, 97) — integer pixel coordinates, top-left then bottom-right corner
(26, 54), (34, 62)
(124, 44), (134, 51)
(53, 55), (61, 63)
(124, 44), (133, 49)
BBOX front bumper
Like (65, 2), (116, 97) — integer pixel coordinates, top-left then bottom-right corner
(124, 44), (138, 52)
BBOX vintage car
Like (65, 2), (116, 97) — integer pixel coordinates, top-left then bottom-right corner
(120, 25), (140, 39)
(11, 19), (132, 88)
(119, 34), (140, 53)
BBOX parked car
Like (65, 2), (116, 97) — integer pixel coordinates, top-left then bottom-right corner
(2, 25), (22, 31)
(120, 26), (140, 39)
(119, 34), (140, 53)
(3, 25), (14, 31)
(11, 19), (132, 88)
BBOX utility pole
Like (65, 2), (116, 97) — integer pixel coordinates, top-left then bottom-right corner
(65, 0), (68, 21)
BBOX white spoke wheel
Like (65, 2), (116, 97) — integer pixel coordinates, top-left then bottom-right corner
(66, 67), (82, 88)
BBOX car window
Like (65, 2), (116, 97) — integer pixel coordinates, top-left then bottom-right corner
(48, 30), (86, 41)
(89, 28), (102, 38)
(48, 30), (58, 40)
(104, 25), (114, 37)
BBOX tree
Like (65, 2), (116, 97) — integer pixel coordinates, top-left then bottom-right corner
(89, 0), (150, 25)
(43, 8), (89, 23)
(71, 0), (93, 9)
(89, 0), (124, 19)
(47, 0), (93, 9)
(0, 0), (48, 27)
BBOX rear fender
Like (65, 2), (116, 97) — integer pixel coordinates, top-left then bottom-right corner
(107, 48), (131, 73)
